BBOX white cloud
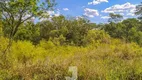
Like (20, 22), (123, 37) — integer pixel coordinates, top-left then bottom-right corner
(63, 8), (69, 11)
(101, 16), (110, 19)
(39, 11), (51, 22)
(20, 13), (35, 22)
(39, 9), (60, 22)
(48, 11), (55, 15)
(76, 16), (84, 20)
(102, 2), (136, 17)
(119, 13), (124, 16)
(84, 8), (99, 18)
(54, 9), (60, 17)
(88, 0), (108, 5)
(124, 17), (128, 19)
(127, 13), (135, 16)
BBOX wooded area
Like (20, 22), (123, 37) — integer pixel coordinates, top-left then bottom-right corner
(0, 0), (142, 80)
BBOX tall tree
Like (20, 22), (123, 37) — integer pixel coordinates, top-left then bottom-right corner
(135, 2), (142, 21)
(0, 0), (55, 38)
(108, 13), (123, 23)
(14, 21), (40, 44)
(0, 0), (55, 56)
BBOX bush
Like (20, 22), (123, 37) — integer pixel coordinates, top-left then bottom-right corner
(83, 30), (110, 46)
(0, 37), (142, 79)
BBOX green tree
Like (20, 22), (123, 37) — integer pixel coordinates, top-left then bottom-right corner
(104, 22), (118, 38)
(14, 21), (40, 44)
(83, 30), (110, 46)
(135, 2), (142, 21)
(0, 0), (55, 61)
(65, 17), (93, 46)
(108, 13), (123, 23)
(0, 0), (54, 38)
(39, 15), (68, 40)
(39, 16), (94, 46)
(122, 18), (142, 43)
(104, 18), (142, 46)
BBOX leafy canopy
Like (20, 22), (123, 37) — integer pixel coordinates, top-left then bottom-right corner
(0, 0), (55, 38)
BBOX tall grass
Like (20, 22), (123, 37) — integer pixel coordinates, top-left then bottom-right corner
(0, 36), (142, 80)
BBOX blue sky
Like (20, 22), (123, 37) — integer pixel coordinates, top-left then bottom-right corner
(51, 0), (142, 23)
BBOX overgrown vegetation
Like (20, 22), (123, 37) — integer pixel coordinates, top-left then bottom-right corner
(0, 0), (142, 80)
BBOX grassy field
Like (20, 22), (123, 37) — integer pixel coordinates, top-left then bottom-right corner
(0, 36), (142, 80)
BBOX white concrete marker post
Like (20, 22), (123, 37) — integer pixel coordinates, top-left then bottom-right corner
(65, 66), (78, 80)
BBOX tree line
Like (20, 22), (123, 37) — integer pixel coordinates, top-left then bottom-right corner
(0, 1), (142, 46)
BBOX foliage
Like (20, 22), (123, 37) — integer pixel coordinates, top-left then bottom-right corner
(0, 21), (2, 36)
(0, 36), (142, 79)
(83, 30), (110, 46)
(104, 18), (142, 46)
(14, 21), (40, 44)
(108, 13), (123, 23)
(39, 16), (94, 46)
(0, 0), (54, 38)
(135, 2), (142, 21)
(0, 2), (142, 80)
